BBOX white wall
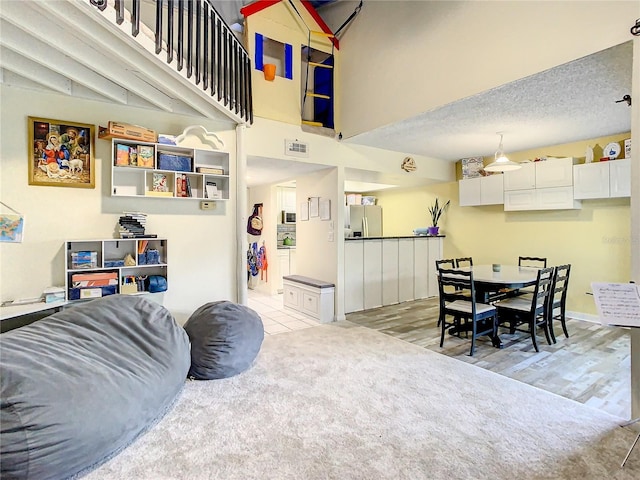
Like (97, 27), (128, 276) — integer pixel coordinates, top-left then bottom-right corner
(247, 183), (278, 294)
(323, 0), (639, 138)
(0, 86), (237, 324)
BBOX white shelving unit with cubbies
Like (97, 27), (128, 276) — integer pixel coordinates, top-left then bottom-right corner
(64, 238), (168, 301)
(110, 139), (230, 201)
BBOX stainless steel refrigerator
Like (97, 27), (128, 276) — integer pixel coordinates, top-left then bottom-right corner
(347, 205), (383, 237)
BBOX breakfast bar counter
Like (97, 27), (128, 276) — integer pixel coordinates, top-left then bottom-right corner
(344, 235), (444, 313)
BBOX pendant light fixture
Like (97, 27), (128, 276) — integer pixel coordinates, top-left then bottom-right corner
(484, 133), (521, 172)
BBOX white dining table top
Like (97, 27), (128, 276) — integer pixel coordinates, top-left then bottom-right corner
(457, 264), (539, 287)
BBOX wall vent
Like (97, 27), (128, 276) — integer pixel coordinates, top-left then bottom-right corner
(284, 139), (309, 158)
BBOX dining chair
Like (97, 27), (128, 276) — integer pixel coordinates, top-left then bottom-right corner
(494, 266), (555, 352)
(455, 257), (473, 268)
(437, 268), (497, 356)
(548, 264), (571, 342)
(515, 256), (548, 296)
(518, 256), (547, 268)
(435, 259), (466, 327)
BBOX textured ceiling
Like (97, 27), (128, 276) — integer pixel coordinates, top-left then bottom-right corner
(344, 42), (633, 162)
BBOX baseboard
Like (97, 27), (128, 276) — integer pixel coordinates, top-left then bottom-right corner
(566, 310), (601, 324)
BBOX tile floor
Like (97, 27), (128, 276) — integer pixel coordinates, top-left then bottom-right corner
(247, 289), (321, 335)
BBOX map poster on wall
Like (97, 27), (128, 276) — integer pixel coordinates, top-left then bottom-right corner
(0, 213), (25, 243)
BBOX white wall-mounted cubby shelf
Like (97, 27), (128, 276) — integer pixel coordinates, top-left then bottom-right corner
(110, 139), (230, 201)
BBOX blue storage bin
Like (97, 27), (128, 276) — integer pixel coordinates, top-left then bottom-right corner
(69, 285), (117, 300)
(158, 153), (192, 172)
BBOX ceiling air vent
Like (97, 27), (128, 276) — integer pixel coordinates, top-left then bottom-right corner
(284, 139), (309, 158)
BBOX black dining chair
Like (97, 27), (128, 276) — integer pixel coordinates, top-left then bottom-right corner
(435, 259), (467, 327)
(494, 267), (555, 352)
(437, 268), (497, 356)
(548, 264), (571, 342)
(455, 257), (473, 268)
(514, 256), (548, 296)
(519, 256), (547, 268)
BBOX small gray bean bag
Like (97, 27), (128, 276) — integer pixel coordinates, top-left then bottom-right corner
(185, 301), (264, 380)
(0, 295), (190, 480)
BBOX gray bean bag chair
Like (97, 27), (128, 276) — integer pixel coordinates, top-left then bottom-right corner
(0, 295), (190, 480)
(185, 301), (264, 380)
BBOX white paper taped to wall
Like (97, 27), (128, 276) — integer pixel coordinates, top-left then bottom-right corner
(591, 282), (640, 328)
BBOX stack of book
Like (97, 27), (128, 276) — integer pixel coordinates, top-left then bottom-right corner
(118, 212), (156, 238)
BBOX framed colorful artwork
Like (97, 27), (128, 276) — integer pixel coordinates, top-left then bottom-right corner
(28, 116), (95, 188)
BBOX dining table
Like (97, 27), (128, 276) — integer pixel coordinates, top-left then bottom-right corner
(457, 264), (539, 303)
(450, 264), (540, 348)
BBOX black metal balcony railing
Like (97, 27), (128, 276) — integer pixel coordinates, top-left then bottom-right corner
(91, 0), (252, 124)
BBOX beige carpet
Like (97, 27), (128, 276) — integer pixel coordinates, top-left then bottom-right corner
(85, 322), (640, 479)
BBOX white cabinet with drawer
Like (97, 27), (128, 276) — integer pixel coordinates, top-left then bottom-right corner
(283, 275), (335, 323)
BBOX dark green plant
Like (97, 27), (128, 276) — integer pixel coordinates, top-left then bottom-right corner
(428, 198), (450, 227)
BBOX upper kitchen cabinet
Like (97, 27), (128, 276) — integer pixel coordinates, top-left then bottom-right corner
(503, 157), (580, 211)
(278, 187), (296, 212)
(459, 175), (504, 206)
(573, 159), (631, 199)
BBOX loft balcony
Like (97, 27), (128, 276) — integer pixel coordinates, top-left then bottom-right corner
(0, 0), (252, 125)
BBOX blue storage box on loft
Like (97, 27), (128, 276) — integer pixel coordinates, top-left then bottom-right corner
(157, 153), (192, 172)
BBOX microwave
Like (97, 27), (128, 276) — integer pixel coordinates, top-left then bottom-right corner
(282, 211), (296, 224)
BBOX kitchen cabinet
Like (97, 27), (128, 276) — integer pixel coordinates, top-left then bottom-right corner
(503, 158), (574, 190)
(381, 239), (399, 306)
(363, 240), (383, 310)
(610, 159), (631, 197)
(573, 159), (631, 199)
(278, 186), (296, 213)
(504, 187), (580, 211)
(459, 175), (504, 206)
(573, 162), (609, 199)
(503, 157), (580, 211)
(344, 236), (442, 314)
(277, 248), (297, 292)
(503, 163), (535, 191)
(344, 241), (364, 312)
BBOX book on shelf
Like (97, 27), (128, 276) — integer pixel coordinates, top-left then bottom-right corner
(152, 173), (169, 192)
(115, 144), (129, 166)
(137, 145), (154, 168)
(128, 146), (138, 166)
(196, 166), (225, 175)
(119, 233), (158, 238)
(176, 176), (183, 197)
(185, 175), (192, 197)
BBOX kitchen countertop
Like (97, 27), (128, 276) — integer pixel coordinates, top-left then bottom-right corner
(345, 235), (445, 240)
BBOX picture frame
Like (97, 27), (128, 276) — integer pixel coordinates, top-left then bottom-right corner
(309, 196), (319, 218)
(320, 198), (331, 220)
(299, 201), (309, 221)
(28, 116), (95, 188)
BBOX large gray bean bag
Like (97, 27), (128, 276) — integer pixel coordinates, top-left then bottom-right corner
(0, 295), (190, 480)
(185, 301), (264, 380)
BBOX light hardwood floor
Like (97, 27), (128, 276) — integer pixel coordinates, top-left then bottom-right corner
(346, 297), (631, 419)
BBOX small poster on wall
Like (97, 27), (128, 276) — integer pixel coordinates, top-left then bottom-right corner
(320, 198), (331, 220)
(300, 201), (309, 221)
(309, 197), (319, 218)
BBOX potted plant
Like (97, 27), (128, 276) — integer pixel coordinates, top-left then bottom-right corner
(428, 198), (450, 235)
